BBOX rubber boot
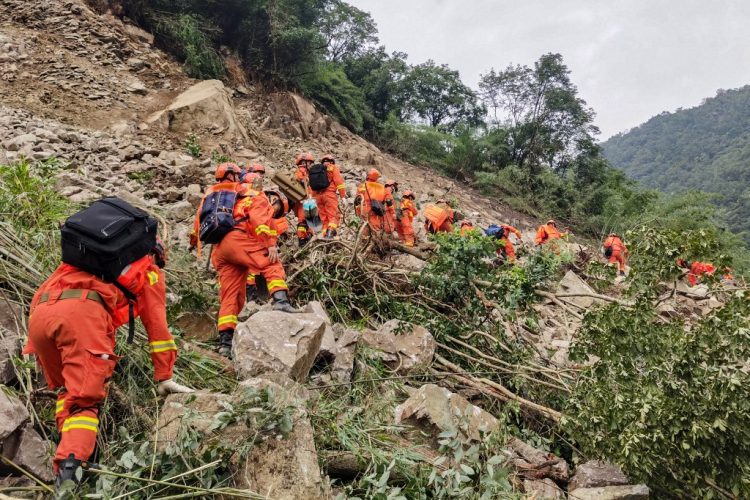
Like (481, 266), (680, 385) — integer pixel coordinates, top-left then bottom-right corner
(298, 236), (310, 247)
(327, 229), (337, 238)
(55, 454), (82, 490)
(619, 270), (626, 277)
(218, 329), (234, 359)
(272, 290), (299, 313)
(246, 285), (259, 303)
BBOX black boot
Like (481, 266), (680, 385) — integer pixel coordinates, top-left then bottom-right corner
(619, 270), (626, 277)
(246, 285), (259, 303)
(55, 454), (82, 490)
(218, 329), (234, 359)
(272, 291), (299, 313)
(298, 236), (310, 247)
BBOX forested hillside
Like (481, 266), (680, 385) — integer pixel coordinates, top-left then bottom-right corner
(602, 86), (750, 242)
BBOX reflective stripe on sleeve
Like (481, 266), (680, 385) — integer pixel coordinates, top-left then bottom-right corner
(255, 225), (278, 237)
(147, 271), (159, 286)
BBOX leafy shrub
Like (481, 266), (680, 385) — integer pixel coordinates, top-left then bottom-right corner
(299, 64), (369, 133)
(185, 133), (202, 158)
(157, 14), (225, 79)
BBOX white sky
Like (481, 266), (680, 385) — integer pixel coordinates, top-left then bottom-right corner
(348, 0), (750, 139)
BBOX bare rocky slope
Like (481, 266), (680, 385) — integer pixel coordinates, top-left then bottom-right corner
(0, 1), (726, 498)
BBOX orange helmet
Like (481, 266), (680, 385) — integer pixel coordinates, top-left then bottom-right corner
(242, 171), (262, 189)
(249, 164), (266, 174)
(215, 162), (241, 181)
(384, 179), (398, 188)
(403, 189), (415, 198)
(265, 189), (289, 219)
(321, 154), (335, 164)
(367, 168), (381, 181)
(296, 152), (314, 165)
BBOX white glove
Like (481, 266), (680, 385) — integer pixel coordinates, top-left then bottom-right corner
(157, 378), (195, 396)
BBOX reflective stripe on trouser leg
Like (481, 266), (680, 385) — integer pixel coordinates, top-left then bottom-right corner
(54, 408), (100, 467)
(246, 274), (256, 285)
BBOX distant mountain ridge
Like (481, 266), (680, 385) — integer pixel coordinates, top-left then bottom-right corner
(601, 85), (750, 241)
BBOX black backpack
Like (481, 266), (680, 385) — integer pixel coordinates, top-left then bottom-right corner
(198, 189), (241, 244)
(61, 197), (158, 343)
(308, 163), (330, 191)
(604, 246), (613, 258)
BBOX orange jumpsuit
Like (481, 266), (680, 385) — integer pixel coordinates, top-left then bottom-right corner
(603, 235), (628, 273)
(424, 204), (454, 234)
(499, 225), (522, 262)
(687, 261), (716, 286)
(247, 215), (290, 290)
(396, 198), (418, 246)
(311, 164), (346, 235)
(201, 184), (286, 332)
(25, 257), (176, 471)
(535, 224), (564, 246)
(294, 166), (314, 241)
(357, 181), (394, 234)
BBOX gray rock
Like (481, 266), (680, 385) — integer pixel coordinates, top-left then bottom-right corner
(523, 478), (564, 498)
(569, 460), (630, 491)
(555, 271), (604, 309)
(0, 298), (22, 384)
(164, 200), (193, 221)
(0, 387), (28, 441)
(3, 424), (54, 482)
(568, 484), (650, 500)
(3, 134), (37, 152)
(361, 320), (435, 375)
(330, 325), (360, 384)
(233, 311), (326, 381)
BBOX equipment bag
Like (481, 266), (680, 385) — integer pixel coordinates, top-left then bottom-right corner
(370, 200), (386, 216)
(198, 189), (241, 244)
(61, 197), (157, 282)
(604, 246), (613, 258)
(308, 163), (331, 191)
(61, 197), (158, 344)
(484, 224), (505, 239)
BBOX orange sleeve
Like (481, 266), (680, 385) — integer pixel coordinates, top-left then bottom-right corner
(239, 192), (278, 248)
(535, 227), (546, 245)
(332, 167), (346, 198)
(136, 265), (176, 381)
(295, 166), (308, 181)
(508, 225), (522, 239)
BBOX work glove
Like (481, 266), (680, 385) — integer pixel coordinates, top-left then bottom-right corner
(157, 378), (195, 396)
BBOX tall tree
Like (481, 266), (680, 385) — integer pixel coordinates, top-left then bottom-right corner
(400, 60), (484, 128)
(317, 0), (379, 63)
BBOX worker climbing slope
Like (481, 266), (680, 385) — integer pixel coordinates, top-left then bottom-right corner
(191, 163), (296, 358)
(535, 219), (567, 247)
(396, 189), (418, 246)
(26, 197), (193, 489)
(603, 233), (628, 276)
(485, 223), (523, 262)
(309, 154), (347, 238)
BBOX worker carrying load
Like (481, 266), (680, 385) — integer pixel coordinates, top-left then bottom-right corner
(396, 189), (418, 246)
(603, 233), (628, 276)
(26, 197), (194, 489)
(676, 259), (723, 286)
(485, 223), (523, 262)
(355, 168), (395, 235)
(190, 163), (296, 359)
(424, 200), (459, 234)
(309, 154), (347, 238)
(293, 152), (316, 246)
(535, 219), (566, 246)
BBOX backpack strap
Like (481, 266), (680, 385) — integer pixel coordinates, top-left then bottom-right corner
(113, 281), (137, 344)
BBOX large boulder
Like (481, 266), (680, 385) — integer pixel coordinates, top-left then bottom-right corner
(0, 388), (28, 441)
(0, 298), (23, 384)
(361, 320), (435, 375)
(157, 379), (330, 499)
(569, 484), (650, 500)
(1, 424), (54, 482)
(569, 460), (630, 491)
(394, 384), (498, 442)
(146, 80), (249, 144)
(555, 271), (603, 309)
(523, 478), (564, 499)
(233, 311), (326, 382)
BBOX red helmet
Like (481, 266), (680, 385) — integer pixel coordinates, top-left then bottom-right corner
(215, 162), (241, 181)
(242, 172), (262, 189)
(265, 189), (289, 218)
(321, 154), (335, 164)
(296, 152), (314, 165)
(403, 189), (415, 198)
(249, 164), (266, 174)
(366, 168), (381, 181)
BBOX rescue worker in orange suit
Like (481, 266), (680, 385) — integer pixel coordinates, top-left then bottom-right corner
(603, 233), (628, 276)
(384, 180), (400, 236)
(459, 220), (477, 236)
(677, 259), (717, 286)
(191, 163), (296, 358)
(355, 168), (394, 234)
(499, 224), (523, 262)
(25, 241), (194, 487)
(535, 219), (566, 246)
(247, 189), (291, 302)
(312, 154), (347, 238)
(396, 189), (418, 246)
(424, 200), (458, 234)
(293, 152), (315, 246)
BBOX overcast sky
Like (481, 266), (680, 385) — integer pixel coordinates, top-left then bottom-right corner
(348, 0), (750, 139)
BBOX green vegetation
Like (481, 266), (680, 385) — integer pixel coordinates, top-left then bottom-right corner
(185, 132), (202, 158)
(602, 85), (750, 243)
